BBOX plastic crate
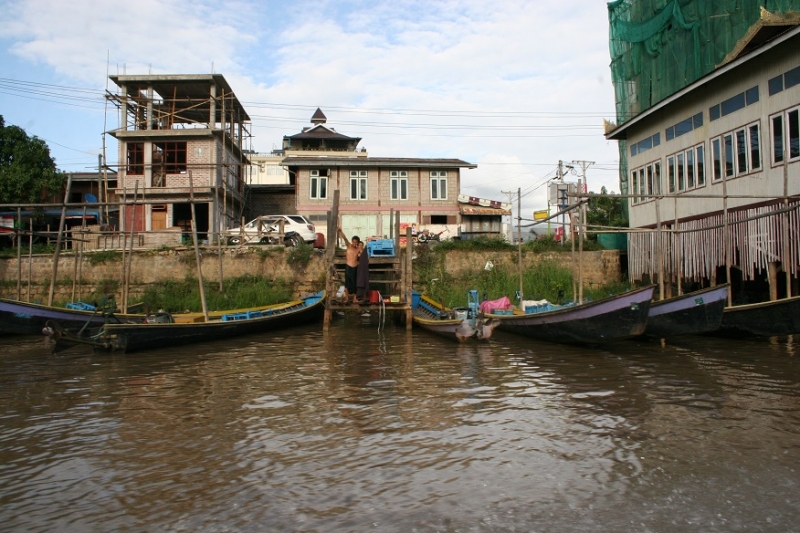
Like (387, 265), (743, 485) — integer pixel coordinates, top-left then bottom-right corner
(367, 239), (395, 257)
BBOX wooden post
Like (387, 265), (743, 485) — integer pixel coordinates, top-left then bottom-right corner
(77, 207), (85, 302)
(395, 210), (400, 256)
(16, 208), (21, 301)
(518, 187), (524, 304)
(578, 192), (584, 304)
(405, 225), (413, 329)
(47, 174), (72, 307)
(123, 182), (138, 312)
(783, 159), (791, 298)
(723, 168), (731, 306)
(656, 197), (664, 301)
(189, 171), (209, 321)
(570, 211), (577, 303)
(324, 190), (340, 331)
(27, 229), (32, 302)
(218, 182), (224, 292)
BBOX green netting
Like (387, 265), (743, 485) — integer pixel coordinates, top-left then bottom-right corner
(608, 0), (800, 198)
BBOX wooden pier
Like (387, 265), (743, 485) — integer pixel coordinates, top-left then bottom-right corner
(322, 191), (414, 330)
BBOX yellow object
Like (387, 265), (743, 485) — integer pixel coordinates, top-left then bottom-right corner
(390, 295), (400, 303)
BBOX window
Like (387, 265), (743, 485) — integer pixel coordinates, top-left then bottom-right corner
(686, 149), (695, 189)
(736, 129), (748, 174)
(791, 108), (800, 160)
(667, 143), (706, 192)
(772, 114), (784, 163)
(712, 138), (722, 182)
(153, 142), (187, 173)
(666, 112), (703, 141)
(630, 132), (660, 156)
(696, 145), (706, 187)
(127, 142), (144, 175)
(713, 123), (761, 178)
(668, 156), (676, 193)
(749, 124), (761, 171)
(723, 133), (734, 178)
(709, 86), (759, 121)
(430, 170), (448, 200)
(310, 169), (328, 199)
(390, 170), (408, 200)
(631, 161), (660, 203)
(350, 170), (368, 200)
(768, 65), (800, 96)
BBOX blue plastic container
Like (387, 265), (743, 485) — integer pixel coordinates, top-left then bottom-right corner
(367, 239), (395, 257)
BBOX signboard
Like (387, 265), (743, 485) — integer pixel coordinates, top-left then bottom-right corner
(533, 210), (548, 220)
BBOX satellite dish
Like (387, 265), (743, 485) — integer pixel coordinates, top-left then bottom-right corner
(85, 194), (98, 203)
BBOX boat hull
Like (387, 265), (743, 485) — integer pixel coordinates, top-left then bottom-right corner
(645, 285), (728, 338)
(719, 295), (800, 337)
(411, 294), (497, 342)
(495, 286), (654, 344)
(0, 298), (142, 335)
(49, 292), (325, 353)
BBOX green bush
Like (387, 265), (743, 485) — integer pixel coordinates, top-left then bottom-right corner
(140, 275), (295, 313)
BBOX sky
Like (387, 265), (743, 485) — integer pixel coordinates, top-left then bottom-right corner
(0, 0), (622, 220)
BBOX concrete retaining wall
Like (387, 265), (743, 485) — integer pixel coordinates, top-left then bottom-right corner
(0, 247), (621, 302)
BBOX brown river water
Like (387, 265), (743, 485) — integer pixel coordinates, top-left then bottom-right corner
(0, 313), (799, 532)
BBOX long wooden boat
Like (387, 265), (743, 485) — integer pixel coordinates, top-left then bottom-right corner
(0, 297), (145, 336)
(644, 284), (729, 338)
(411, 291), (498, 342)
(44, 291), (325, 353)
(493, 285), (655, 344)
(717, 294), (800, 337)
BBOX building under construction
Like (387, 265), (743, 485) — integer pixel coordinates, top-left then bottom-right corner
(605, 2), (800, 302)
(107, 74), (251, 242)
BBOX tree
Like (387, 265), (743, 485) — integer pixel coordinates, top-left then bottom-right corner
(586, 186), (628, 230)
(0, 115), (65, 204)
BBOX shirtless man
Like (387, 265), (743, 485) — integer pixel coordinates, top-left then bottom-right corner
(338, 228), (363, 303)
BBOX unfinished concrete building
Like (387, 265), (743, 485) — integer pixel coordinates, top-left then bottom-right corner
(107, 74), (251, 243)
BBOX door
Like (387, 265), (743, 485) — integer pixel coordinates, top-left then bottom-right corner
(152, 204), (167, 230)
(341, 214), (377, 243)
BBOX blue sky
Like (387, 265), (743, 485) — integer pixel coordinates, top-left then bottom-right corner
(0, 0), (621, 216)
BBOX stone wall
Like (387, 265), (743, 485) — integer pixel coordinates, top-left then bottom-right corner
(0, 247), (326, 303)
(0, 246), (621, 302)
(436, 249), (621, 288)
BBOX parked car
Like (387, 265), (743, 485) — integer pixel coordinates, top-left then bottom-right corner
(226, 214), (316, 247)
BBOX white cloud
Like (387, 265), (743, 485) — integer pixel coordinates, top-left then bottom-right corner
(0, 0), (621, 215)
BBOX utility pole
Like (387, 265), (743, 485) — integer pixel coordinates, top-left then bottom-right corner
(501, 188), (524, 305)
(572, 160), (594, 305)
(557, 160), (564, 247)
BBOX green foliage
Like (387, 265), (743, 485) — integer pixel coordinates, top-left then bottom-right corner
(286, 242), (314, 270)
(90, 278), (120, 298)
(586, 186), (628, 236)
(140, 275), (294, 313)
(0, 115), (66, 203)
(426, 260), (575, 308)
(414, 242), (633, 309)
(434, 236), (515, 252)
(85, 250), (122, 265)
(0, 241), (56, 257)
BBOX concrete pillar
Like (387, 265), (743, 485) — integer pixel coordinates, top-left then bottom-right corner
(209, 83), (217, 128)
(119, 84), (127, 131)
(146, 85), (153, 130)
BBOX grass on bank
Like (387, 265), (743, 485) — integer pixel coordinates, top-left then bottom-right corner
(414, 239), (631, 309)
(140, 275), (295, 313)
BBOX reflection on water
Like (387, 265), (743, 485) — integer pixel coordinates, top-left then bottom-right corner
(0, 324), (798, 532)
